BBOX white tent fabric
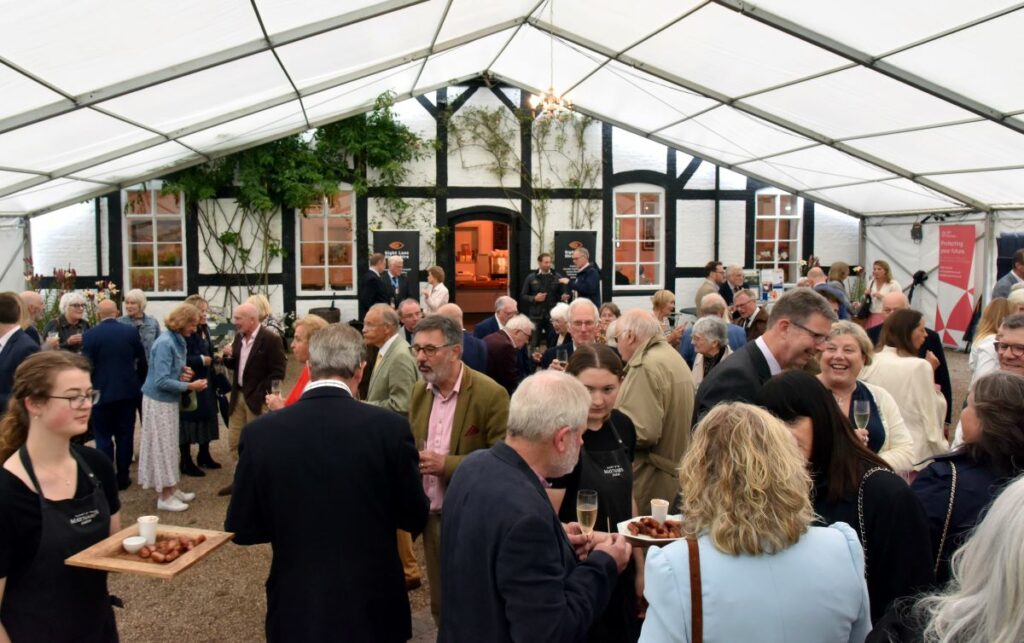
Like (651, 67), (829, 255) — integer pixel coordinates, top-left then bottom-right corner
(2, 0), (1024, 217)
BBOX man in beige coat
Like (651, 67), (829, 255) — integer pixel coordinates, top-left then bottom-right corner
(615, 309), (695, 511)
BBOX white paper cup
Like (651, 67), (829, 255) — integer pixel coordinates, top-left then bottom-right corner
(650, 499), (669, 523)
(138, 515), (159, 545)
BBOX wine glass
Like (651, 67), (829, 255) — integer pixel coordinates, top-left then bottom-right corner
(556, 348), (569, 367)
(576, 489), (598, 537)
(853, 400), (870, 430)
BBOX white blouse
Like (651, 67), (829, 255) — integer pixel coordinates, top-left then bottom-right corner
(422, 282), (449, 314)
(868, 279), (902, 313)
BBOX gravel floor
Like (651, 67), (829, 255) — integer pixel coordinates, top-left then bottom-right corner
(108, 350), (970, 642)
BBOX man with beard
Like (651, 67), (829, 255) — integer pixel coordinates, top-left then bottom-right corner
(408, 315), (510, 624)
(438, 371), (632, 642)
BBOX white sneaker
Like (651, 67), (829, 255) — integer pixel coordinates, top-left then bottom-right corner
(157, 496), (190, 512)
(173, 489), (196, 502)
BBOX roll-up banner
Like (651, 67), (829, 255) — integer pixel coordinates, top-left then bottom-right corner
(935, 225), (977, 348)
(553, 231), (597, 279)
(373, 230), (420, 281)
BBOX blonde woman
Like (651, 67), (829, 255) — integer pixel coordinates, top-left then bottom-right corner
(421, 266), (449, 314)
(866, 260), (901, 329)
(650, 290), (684, 348)
(265, 314), (329, 410)
(969, 298), (1011, 385)
(640, 403), (870, 643)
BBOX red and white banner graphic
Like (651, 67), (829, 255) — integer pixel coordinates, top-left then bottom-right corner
(934, 225), (977, 348)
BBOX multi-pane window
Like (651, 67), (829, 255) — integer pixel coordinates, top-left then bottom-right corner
(614, 189), (663, 288)
(124, 187), (185, 293)
(754, 192), (801, 284)
(299, 192), (355, 291)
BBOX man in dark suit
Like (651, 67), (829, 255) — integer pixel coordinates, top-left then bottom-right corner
(227, 324), (429, 643)
(218, 302), (287, 496)
(559, 247), (601, 306)
(695, 289), (837, 421)
(732, 288), (769, 341)
(678, 293), (747, 368)
(82, 299), (145, 489)
(437, 303), (487, 373)
(471, 295), (518, 339)
(992, 248), (1024, 299)
(540, 298), (606, 369)
(520, 252), (565, 349)
(483, 314), (534, 395)
(718, 264), (745, 307)
(397, 298), (422, 344)
(439, 371), (631, 642)
(385, 255), (417, 308)
(867, 291), (953, 424)
(0, 292), (40, 410)
(358, 252), (392, 320)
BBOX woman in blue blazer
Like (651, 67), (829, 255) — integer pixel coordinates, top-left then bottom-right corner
(640, 403), (870, 643)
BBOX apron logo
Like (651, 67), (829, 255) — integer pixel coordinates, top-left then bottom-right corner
(69, 509), (100, 526)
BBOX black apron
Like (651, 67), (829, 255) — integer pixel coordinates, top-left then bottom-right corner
(1, 447), (118, 642)
(577, 418), (640, 643)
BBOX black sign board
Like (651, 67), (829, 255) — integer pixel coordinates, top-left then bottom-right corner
(553, 230), (597, 280)
(373, 230), (420, 280)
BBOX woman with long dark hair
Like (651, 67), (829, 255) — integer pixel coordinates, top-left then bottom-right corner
(0, 352), (121, 641)
(758, 371), (933, 622)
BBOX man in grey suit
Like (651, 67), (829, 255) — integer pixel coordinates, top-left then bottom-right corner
(361, 303), (423, 591)
(992, 249), (1024, 299)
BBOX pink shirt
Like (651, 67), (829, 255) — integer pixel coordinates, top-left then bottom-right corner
(237, 330), (257, 387)
(423, 363), (465, 513)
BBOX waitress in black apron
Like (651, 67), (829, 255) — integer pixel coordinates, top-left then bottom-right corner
(550, 344), (642, 643)
(0, 351), (121, 642)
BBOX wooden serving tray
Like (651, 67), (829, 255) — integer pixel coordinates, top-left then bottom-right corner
(65, 524), (233, 579)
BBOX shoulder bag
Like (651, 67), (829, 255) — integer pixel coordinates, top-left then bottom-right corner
(933, 461), (958, 576)
(856, 466), (888, 574)
(687, 537), (703, 643)
(855, 281), (874, 321)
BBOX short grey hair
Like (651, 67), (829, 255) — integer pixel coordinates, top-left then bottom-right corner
(413, 314), (463, 348)
(549, 302), (570, 323)
(507, 371), (590, 441)
(568, 297), (599, 322)
(59, 291), (86, 315)
(308, 324), (365, 380)
(494, 295), (516, 313)
(616, 308), (662, 344)
(726, 264), (743, 277)
(767, 288), (838, 329)
(735, 288), (757, 302)
(387, 254), (404, 267)
(573, 247), (590, 260)
(1002, 313), (1024, 331)
(504, 314), (535, 334)
(827, 321), (874, 366)
(699, 293), (727, 317)
(124, 288), (148, 310)
(367, 303), (400, 330)
(693, 316), (728, 347)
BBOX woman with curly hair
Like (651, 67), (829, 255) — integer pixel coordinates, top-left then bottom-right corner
(639, 402), (870, 643)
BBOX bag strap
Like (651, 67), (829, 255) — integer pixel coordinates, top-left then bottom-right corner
(856, 466), (888, 576)
(687, 537), (703, 643)
(934, 461), (958, 576)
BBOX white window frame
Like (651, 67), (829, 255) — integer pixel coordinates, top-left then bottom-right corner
(613, 184), (665, 291)
(754, 189), (802, 286)
(121, 183), (187, 296)
(296, 190), (356, 295)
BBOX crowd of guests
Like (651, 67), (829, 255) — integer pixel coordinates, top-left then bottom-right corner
(2, 250), (1024, 643)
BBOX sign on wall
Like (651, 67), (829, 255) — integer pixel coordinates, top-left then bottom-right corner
(553, 231), (597, 279)
(935, 225), (977, 348)
(373, 230), (420, 279)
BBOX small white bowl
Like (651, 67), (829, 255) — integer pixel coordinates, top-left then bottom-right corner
(122, 536), (147, 554)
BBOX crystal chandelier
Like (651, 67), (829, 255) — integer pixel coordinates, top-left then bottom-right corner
(529, 0), (573, 119)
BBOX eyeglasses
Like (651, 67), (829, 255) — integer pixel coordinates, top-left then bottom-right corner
(791, 321), (829, 345)
(995, 341), (1024, 358)
(409, 343), (457, 357)
(570, 320), (597, 328)
(48, 391), (101, 409)
(68, 303), (86, 309)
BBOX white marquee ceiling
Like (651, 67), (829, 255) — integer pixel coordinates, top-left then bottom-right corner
(2, 0), (1024, 217)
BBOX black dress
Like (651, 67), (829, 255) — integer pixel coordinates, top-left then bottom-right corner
(549, 409), (639, 643)
(179, 324), (219, 445)
(814, 468), (934, 623)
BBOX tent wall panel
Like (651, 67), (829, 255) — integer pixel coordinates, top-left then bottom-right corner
(813, 204), (860, 266)
(0, 219), (25, 292)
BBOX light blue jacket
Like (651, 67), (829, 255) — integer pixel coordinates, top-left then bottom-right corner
(118, 313), (161, 361)
(640, 523), (870, 643)
(141, 331), (189, 402)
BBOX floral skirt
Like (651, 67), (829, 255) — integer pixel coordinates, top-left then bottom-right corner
(139, 396), (180, 492)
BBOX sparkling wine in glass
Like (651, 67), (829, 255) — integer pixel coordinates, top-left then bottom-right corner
(270, 379), (282, 396)
(556, 348), (569, 368)
(853, 400), (870, 431)
(577, 489), (598, 536)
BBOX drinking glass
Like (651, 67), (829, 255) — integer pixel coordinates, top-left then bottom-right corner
(853, 400), (870, 431)
(270, 379), (282, 396)
(556, 348), (569, 367)
(576, 489), (598, 536)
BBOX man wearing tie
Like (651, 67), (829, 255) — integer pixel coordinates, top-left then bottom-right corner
(386, 255), (415, 307)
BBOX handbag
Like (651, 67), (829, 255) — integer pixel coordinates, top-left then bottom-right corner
(933, 461), (958, 576)
(686, 537), (703, 643)
(180, 390), (198, 412)
(856, 466), (888, 574)
(855, 281), (874, 320)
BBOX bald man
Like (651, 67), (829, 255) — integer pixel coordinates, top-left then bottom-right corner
(867, 291), (952, 424)
(82, 298), (147, 489)
(437, 303), (488, 373)
(19, 290), (44, 344)
(219, 302), (287, 496)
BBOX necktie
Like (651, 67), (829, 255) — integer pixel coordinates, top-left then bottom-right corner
(392, 276), (399, 289)
(375, 351), (383, 366)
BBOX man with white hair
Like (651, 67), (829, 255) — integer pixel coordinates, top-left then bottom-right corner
(559, 247), (602, 306)
(678, 293), (747, 368)
(719, 264), (745, 306)
(439, 371), (632, 641)
(472, 295), (518, 339)
(484, 314), (534, 395)
(385, 255), (416, 308)
(18, 290), (44, 344)
(614, 309), (695, 510)
(541, 298), (601, 370)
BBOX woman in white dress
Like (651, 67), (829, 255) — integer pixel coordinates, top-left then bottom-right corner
(865, 260), (901, 329)
(421, 265), (449, 314)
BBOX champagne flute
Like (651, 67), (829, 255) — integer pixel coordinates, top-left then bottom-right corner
(556, 348), (569, 368)
(853, 400), (870, 431)
(577, 489), (598, 537)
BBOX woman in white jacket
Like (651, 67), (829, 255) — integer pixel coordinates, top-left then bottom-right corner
(421, 265), (449, 314)
(860, 309), (948, 469)
(817, 321), (915, 474)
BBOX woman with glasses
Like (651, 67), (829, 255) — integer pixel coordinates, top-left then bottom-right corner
(911, 371), (1024, 585)
(0, 352), (121, 642)
(42, 293), (90, 353)
(139, 303), (208, 512)
(860, 309), (948, 469)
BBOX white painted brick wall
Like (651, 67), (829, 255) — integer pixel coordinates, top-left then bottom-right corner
(613, 129), (666, 174)
(677, 200), (714, 267)
(30, 202), (97, 276)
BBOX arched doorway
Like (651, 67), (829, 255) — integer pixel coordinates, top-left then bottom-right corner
(445, 207), (519, 326)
